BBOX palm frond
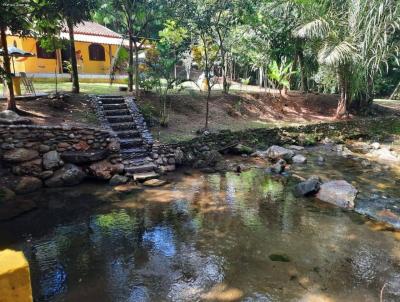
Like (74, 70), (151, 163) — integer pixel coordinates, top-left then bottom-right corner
(293, 19), (330, 39)
(318, 41), (359, 66)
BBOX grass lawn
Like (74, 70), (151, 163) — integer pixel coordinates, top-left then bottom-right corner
(0, 81), (128, 96)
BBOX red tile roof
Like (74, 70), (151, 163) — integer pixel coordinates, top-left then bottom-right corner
(62, 21), (122, 39)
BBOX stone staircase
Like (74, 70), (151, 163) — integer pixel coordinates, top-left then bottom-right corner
(93, 95), (158, 181)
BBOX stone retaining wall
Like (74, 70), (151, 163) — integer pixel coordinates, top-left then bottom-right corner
(0, 125), (122, 195)
(154, 117), (395, 167)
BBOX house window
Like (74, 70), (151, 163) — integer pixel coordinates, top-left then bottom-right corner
(88, 44), (105, 61)
(36, 42), (56, 59)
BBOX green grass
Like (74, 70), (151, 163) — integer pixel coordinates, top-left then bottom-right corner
(0, 81), (128, 96)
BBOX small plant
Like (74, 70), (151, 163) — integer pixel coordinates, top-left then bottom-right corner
(268, 59), (297, 96)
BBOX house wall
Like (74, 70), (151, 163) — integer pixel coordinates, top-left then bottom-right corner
(5, 36), (119, 76)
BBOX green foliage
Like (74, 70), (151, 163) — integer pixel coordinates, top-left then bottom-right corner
(268, 60), (296, 92)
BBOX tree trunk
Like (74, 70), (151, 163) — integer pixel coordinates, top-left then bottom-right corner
(134, 43), (140, 98)
(297, 49), (308, 92)
(128, 27), (134, 92)
(67, 19), (79, 94)
(259, 67), (263, 88)
(0, 27), (16, 111)
(205, 85), (211, 130)
(336, 68), (349, 118)
(390, 81), (400, 100)
(221, 49), (228, 93)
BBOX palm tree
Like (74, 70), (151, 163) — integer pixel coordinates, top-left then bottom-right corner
(294, 0), (400, 118)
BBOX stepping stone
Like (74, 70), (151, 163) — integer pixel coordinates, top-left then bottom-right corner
(143, 179), (167, 187)
(113, 183), (142, 193)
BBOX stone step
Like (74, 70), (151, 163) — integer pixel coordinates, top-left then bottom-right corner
(132, 171), (159, 181)
(102, 103), (128, 110)
(110, 122), (136, 131)
(120, 147), (148, 156)
(103, 109), (131, 116)
(107, 115), (133, 123)
(120, 138), (143, 148)
(115, 130), (141, 139)
(99, 98), (125, 104)
(125, 163), (157, 174)
(98, 95), (124, 99)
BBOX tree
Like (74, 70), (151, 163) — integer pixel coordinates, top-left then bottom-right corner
(55, 0), (97, 94)
(144, 20), (189, 126)
(0, 0), (32, 111)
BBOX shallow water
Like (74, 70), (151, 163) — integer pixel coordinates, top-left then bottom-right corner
(1, 156), (400, 301)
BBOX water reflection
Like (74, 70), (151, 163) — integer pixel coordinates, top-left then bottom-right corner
(1, 167), (400, 301)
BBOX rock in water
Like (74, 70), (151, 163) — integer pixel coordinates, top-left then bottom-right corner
(143, 179), (167, 187)
(294, 176), (320, 196)
(45, 164), (86, 187)
(316, 180), (358, 209)
(109, 174), (129, 186)
(292, 154), (307, 164)
(266, 146), (294, 161)
(14, 176), (42, 194)
(88, 160), (124, 180)
(355, 196), (400, 229)
(43, 151), (62, 170)
(3, 148), (39, 163)
(113, 183), (142, 193)
(369, 148), (399, 163)
(266, 159), (286, 174)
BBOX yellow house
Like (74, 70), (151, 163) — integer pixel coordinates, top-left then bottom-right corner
(5, 21), (128, 82)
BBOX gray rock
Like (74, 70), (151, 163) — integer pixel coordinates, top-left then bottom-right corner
(109, 174), (129, 186)
(355, 196), (400, 229)
(369, 148), (399, 163)
(316, 156), (325, 164)
(266, 146), (294, 161)
(371, 142), (381, 150)
(266, 159), (286, 174)
(204, 150), (223, 167)
(294, 177), (320, 196)
(39, 144), (51, 153)
(250, 150), (267, 158)
(0, 110), (32, 125)
(360, 160), (371, 168)
(43, 150), (62, 170)
(61, 150), (108, 164)
(229, 144), (254, 155)
(174, 147), (184, 165)
(3, 148), (39, 163)
(292, 154), (307, 164)
(40, 170), (54, 180)
(45, 164), (86, 187)
(288, 145), (305, 151)
(316, 180), (358, 209)
(14, 176), (42, 194)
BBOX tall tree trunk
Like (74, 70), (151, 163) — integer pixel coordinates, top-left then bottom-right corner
(134, 43), (140, 98)
(1, 27), (16, 111)
(336, 68), (349, 118)
(297, 49), (308, 92)
(205, 84), (211, 130)
(259, 67), (263, 88)
(127, 26), (134, 92)
(67, 19), (79, 94)
(221, 49), (228, 93)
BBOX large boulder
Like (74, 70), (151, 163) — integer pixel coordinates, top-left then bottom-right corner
(316, 180), (358, 209)
(13, 176), (43, 194)
(3, 148), (39, 163)
(266, 146), (294, 161)
(355, 196), (400, 229)
(45, 164), (86, 187)
(61, 150), (108, 164)
(369, 148), (399, 163)
(88, 160), (124, 180)
(294, 176), (320, 197)
(203, 150), (223, 167)
(43, 150), (62, 170)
